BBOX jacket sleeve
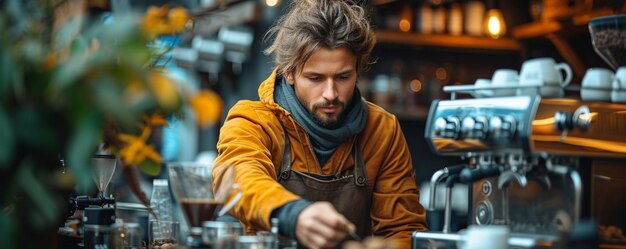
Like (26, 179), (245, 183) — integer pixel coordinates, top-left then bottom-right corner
(370, 115), (428, 247)
(212, 103), (301, 231)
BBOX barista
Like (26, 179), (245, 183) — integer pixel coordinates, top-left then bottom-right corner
(212, 0), (428, 248)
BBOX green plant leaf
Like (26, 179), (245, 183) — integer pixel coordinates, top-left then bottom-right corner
(0, 105), (13, 168)
(14, 105), (62, 154)
(138, 159), (161, 176)
(70, 35), (88, 56)
(17, 162), (58, 228)
(49, 34), (91, 97)
(22, 38), (45, 65)
(0, 213), (15, 249)
(91, 77), (135, 128)
(66, 111), (101, 191)
(54, 15), (83, 49)
(0, 49), (22, 100)
(50, 54), (88, 96)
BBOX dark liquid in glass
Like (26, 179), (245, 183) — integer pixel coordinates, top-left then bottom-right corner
(180, 199), (221, 228)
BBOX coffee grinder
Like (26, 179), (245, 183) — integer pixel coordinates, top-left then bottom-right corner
(62, 153), (118, 249)
(589, 14), (626, 70)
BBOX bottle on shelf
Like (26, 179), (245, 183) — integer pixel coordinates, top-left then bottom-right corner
(149, 179), (174, 241)
(448, 3), (463, 36)
(417, 3), (433, 34)
(433, 4), (447, 34)
(465, 0), (485, 36)
(150, 179), (173, 222)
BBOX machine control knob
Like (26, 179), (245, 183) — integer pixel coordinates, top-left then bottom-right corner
(489, 115), (517, 141)
(481, 180), (493, 196)
(434, 116), (461, 139)
(461, 116), (489, 140)
(475, 201), (494, 225)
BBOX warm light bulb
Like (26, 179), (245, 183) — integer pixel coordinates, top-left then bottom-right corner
(398, 3), (413, 33)
(488, 16), (501, 35)
(484, 9), (506, 39)
(265, 0), (279, 7)
(410, 79), (422, 92)
(399, 19), (411, 32)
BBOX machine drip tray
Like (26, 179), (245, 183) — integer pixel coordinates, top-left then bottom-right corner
(412, 231), (560, 249)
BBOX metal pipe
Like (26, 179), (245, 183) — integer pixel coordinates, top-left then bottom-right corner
(570, 169), (582, 224)
(429, 164), (467, 211)
(443, 175), (460, 233)
(429, 169), (448, 211)
(443, 186), (453, 233)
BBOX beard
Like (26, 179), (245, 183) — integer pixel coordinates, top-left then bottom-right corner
(309, 99), (346, 128)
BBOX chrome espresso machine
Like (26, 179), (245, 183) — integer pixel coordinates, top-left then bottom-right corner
(414, 94), (626, 249)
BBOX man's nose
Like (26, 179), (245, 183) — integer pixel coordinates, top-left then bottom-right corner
(322, 79), (338, 100)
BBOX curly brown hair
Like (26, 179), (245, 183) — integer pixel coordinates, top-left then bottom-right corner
(264, 0), (376, 77)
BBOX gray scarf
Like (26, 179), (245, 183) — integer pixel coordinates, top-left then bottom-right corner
(274, 77), (367, 167)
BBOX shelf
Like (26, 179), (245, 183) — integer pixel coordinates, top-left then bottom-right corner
(388, 105), (430, 120)
(513, 8), (615, 40)
(512, 21), (564, 39)
(374, 30), (522, 53)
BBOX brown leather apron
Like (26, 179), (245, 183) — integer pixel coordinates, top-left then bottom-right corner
(278, 126), (372, 248)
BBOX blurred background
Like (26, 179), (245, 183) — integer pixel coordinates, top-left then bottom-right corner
(141, 0), (619, 185)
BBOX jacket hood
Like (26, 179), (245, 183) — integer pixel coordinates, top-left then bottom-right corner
(258, 69), (282, 109)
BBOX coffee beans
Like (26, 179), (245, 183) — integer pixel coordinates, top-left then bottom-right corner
(592, 29), (626, 68)
(151, 238), (179, 249)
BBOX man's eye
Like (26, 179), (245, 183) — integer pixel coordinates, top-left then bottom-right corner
(308, 77), (321, 81)
(337, 75), (350, 80)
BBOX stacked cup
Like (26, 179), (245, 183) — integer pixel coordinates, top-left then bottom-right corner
(471, 78), (493, 98)
(581, 68), (614, 102)
(471, 69), (518, 98)
(612, 67), (626, 103)
(518, 57), (572, 97)
(470, 57), (572, 99)
(491, 69), (519, 96)
(580, 67), (626, 103)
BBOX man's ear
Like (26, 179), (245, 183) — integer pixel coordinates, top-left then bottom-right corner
(284, 73), (295, 85)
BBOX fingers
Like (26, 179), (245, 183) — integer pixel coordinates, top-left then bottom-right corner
(296, 202), (355, 249)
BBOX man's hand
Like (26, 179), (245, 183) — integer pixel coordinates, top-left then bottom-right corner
(295, 202), (355, 249)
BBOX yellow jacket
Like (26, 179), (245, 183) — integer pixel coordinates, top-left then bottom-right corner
(213, 70), (428, 247)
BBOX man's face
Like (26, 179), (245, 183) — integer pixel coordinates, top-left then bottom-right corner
(286, 47), (357, 127)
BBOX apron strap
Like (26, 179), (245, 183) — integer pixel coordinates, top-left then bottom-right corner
(278, 123), (292, 181)
(353, 137), (368, 187)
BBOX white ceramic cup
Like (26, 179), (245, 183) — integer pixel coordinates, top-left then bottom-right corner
(583, 67), (614, 89)
(612, 67), (626, 103)
(519, 57), (573, 88)
(457, 225), (509, 249)
(581, 67), (614, 102)
(491, 69), (519, 96)
(472, 78), (493, 98)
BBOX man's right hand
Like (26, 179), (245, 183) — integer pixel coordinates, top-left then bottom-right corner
(295, 202), (355, 249)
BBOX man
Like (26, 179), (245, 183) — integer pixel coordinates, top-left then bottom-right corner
(212, 0), (428, 248)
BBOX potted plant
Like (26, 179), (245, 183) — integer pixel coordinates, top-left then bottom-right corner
(0, 1), (222, 248)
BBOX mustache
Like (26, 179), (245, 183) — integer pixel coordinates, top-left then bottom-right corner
(313, 99), (344, 109)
